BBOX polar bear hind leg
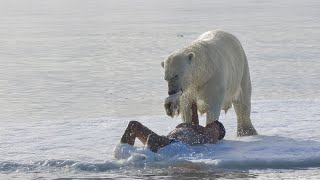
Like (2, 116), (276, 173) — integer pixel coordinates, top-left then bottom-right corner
(232, 62), (258, 136)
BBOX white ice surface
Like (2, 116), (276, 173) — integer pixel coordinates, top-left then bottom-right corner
(0, 0), (319, 178)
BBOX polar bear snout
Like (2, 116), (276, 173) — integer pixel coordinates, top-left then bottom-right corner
(168, 88), (183, 95)
(168, 90), (177, 95)
(167, 79), (182, 95)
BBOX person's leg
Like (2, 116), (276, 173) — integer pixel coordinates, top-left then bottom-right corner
(120, 121), (156, 145)
(146, 133), (171, 153)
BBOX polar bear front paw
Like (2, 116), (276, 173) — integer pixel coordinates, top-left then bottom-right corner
(164, 91), (182, 117)
(237, 126), (258, 136)
(164, 101), (179, 117)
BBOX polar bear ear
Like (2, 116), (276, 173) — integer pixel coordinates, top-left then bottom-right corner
(188, 52), (195, 63)
(161, 61), (164, 68)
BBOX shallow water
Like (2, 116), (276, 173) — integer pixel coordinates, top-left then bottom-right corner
(1, 0), (320, 179)
(1, 101), (320, 179)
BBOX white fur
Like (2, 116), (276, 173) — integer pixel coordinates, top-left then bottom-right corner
(163, 30), (257, 136)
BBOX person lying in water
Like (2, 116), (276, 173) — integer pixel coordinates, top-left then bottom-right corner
(119, 103), (226, 153)
(120, 120), (225, 153)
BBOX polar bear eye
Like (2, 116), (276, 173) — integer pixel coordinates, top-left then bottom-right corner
(174, 75), (179, 79)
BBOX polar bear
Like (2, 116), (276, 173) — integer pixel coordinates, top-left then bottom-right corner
(161, 30), (257, 136)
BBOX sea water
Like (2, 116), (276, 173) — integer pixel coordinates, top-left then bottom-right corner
(0, 0), (320, 179)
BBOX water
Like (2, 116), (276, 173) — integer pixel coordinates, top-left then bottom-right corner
(0, 0), (319, 179)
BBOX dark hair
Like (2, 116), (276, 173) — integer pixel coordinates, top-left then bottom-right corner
(215, 121), (226, 140)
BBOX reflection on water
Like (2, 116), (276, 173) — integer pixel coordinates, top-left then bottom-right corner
(5, 168), (320, 179)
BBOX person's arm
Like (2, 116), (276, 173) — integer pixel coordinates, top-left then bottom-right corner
(191, 102), (199, 125)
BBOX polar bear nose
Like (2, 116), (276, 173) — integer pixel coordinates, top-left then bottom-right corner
(168, 90), (177, 95)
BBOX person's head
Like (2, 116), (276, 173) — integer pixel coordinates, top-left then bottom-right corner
(205, 121), (226, 140)
(215, 121), (226, 140)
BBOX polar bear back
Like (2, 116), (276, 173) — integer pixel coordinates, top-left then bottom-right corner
(186, 30), (246, 98)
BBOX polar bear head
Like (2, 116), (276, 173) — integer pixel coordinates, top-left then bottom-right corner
(161, 51), (195, 117)
(161, 51), (195, 96)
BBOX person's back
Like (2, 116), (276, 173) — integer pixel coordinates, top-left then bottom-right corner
(167, 123), (221, 145)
